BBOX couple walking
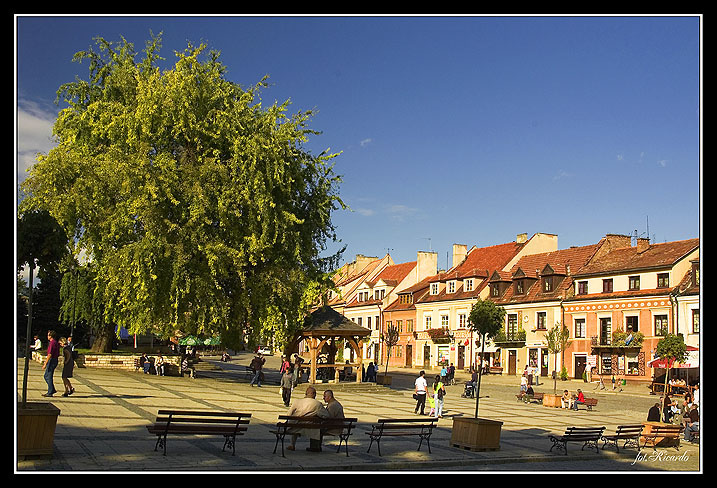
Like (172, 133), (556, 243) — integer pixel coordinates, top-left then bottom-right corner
(414, 370), (446, 418)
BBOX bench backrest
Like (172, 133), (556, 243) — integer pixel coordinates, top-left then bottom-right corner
(377, 418), (437, 425)
(563, 426), (605, 438)
(651, 425), (682, 436)
(156, 410), (251, 426)
(615, 424), (644, 435)
(277, 415), (357, 428)
(585, 398), (598, 404)
(372, 418), (437, 432)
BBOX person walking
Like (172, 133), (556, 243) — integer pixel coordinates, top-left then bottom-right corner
(41, 330), (60, 397)
(59, 337), (75, 396)
(249, 353), (265, 387)
(280, 367), (295, 407)
(433, 374), (446, 418)
(414, 370), (428, 415)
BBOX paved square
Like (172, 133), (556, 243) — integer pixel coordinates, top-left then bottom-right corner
(16, 355), (700, 472)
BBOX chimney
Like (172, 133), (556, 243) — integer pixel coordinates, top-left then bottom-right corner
(604, 234), (632, 249)
(636, 237), (650, 253)
(416, 251), (438, 283)
(452, 244), (468, 268)
(516, 233), (528, 244)
(355, 254), (378, 271)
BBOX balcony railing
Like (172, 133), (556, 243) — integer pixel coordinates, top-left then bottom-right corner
(591, 335), (612, 347)
(493, 329), (526, 344)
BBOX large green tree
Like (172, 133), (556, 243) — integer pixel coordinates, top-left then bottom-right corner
(19, 34), (344, 349)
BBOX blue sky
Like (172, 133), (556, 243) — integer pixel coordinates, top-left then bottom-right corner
(16, 15), (702, 269)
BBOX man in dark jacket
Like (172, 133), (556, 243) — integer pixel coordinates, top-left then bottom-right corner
(647, 402), (661, 422)
(249, 353), (265, 387)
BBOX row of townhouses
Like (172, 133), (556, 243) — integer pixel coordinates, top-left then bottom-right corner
(326, 232), (700, 384)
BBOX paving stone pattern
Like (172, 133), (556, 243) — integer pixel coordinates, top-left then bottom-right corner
(16, 353), (700, 473)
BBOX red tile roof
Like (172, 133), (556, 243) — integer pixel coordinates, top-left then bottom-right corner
(493, 244), (602, 304)
(575, 238), (699, 277)
(368, 261), (416, 287)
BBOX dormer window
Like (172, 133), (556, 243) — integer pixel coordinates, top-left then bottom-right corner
(464, 279), (474, 292)
(543, 277), (553, 292)
(515, 280), (525, 295)
(447, 281), (456, 293)
(491, 283), (500, 297)
(430, 283), (439, 295)
(374, 289), (385, 300)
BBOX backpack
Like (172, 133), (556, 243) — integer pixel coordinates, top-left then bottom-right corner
(436, 383), (445, 399)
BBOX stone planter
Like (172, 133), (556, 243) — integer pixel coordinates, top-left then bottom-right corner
(450, 417), (503, 451)
(376, 374), (392, 385)
(17, 402), (61, 457)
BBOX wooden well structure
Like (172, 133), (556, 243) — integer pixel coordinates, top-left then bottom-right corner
(290, 306), (371, 384)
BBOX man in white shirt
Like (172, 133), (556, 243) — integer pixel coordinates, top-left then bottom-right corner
(286, 386), (329, 452)
(414, 370), (428, 415)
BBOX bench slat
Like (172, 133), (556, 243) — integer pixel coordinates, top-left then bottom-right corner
(157, 410), (251, 417)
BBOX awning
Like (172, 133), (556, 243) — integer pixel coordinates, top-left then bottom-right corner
(647, 349), (699, 369)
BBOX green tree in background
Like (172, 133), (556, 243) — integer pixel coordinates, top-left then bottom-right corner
(544, 322), (571, 394)
(655, 334), (689, 422)
(468, 299), (505, 418)
(19, 33), (345, 350)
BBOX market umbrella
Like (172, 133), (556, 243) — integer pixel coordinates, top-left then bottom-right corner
(647, 346), (699, 369)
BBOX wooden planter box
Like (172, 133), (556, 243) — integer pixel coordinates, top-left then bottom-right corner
(450, 417), (503, 451)
(543, 393), (562, 408)
(17, 402), (61, 457)
(376, 374), (392, 385)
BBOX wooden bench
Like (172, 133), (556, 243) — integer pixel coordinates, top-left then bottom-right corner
(365, 418), (438, 456)
(516, 392), (544, 404)
(600, 424), (643, 452)
(548, 426), (605, 455)
(488, 367), (503, 375)
(271, 415), (357, 457)
(641, 424), (682, 451)
(146, 410), (251, 456)
(574, 397), (598, 411)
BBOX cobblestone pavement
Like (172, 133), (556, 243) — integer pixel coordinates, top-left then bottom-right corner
(16, 353), (701, 473)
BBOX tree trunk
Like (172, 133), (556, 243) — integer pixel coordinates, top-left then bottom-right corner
(474, 333), (486, 418)
(90, 322), (116, 353)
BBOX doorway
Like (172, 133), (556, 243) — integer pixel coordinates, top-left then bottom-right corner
(575, 355), (587, 380)
(405, 344), (412, 368)
(457, 345), (465, 370)
(508, 350), (517, 375)
(423, 345), (431, 369)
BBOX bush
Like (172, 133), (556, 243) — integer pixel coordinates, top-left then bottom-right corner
(560, 366), (569, 381)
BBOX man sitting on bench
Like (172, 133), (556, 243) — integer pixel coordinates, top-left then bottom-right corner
(286, 386), (329, 452)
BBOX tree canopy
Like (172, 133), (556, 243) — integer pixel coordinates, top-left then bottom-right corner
(19, 33), (345, 347)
